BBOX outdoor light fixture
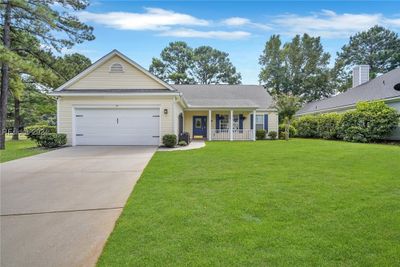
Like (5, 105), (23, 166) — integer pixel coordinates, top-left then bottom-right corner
(164, 109), (168, 114)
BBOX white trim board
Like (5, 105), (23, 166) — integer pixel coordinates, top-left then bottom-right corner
(55, 49), (175, 92)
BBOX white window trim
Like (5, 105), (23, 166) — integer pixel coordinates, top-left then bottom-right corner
(255, 114), (264, 130)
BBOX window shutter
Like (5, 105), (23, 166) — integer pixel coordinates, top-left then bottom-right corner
(216, 114), (220, 129)
(264, 114), (268, 131)
(250, 114), (253, 129)
(239, 114), (243, 129)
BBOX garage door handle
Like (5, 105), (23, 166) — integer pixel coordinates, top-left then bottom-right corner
(76, 134), (83, 136)
(153, 136), (159, 138)
(117, 118), (119, 124)
(152, 115), (160, 117)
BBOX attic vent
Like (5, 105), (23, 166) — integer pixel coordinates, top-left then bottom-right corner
(110, 63), (124, 73)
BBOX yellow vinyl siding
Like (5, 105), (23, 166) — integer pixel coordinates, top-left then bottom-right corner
(67, 55), (167, 90)
(58, 96), (175, 145)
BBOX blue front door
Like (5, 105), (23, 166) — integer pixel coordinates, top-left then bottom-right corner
(193, 116), (207, 138)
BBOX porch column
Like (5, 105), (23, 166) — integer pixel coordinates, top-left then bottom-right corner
(252, 110), (256, 141)
(208, 109), (212, 141)
(230, 110), (233, 141)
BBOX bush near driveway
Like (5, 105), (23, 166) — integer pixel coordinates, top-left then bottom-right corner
(25, 125), (66, 148)
(294, 115), (319, 138)
(162, 134), (177, 147)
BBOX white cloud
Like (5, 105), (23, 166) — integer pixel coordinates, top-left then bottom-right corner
(160, 29), (251, 40)
(78, 7), (209, 31)
(222, 17), (271, 30)
(271, 10), (400, 38)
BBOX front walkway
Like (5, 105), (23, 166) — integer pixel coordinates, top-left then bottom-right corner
(0, 146), (157, 267)
(158, 140), (206, 151)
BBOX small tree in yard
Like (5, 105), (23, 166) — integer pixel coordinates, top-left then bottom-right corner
(275, 94), (301, 140)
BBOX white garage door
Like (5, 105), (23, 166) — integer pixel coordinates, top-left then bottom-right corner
(75, 108), (160, 145)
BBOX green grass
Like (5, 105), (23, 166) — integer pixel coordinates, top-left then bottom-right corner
(98, 139), (400, 266)
(0, 135), (50, 163)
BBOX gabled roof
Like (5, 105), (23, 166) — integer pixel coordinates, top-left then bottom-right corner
(173, 84), (275, 109)
(297, 68), (400, 115)
(55, 49), (175, 92)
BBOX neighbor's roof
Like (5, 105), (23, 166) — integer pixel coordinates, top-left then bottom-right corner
(297, 68), (400, 115)
(173, 84), (274, 109)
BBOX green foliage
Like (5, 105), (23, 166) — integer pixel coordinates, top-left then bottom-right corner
(259, 34), (332, 102)
(36, 133), (67, 148)
(268, 131), (277, 140)
(294, 116), (319, 138)
(279, 124), (297, 137)
(25, 125), (56, 141)
(178, 141), (188, 146)
(318, 113), (342, 140)
(334, 26), (400, 92)
(192, 46), (241, 84)
(162, 134), (177, 148)
(339, 101), (400, 142)
(150, 41), (241, 84)
(275, 94), (301, 140)
(256, 129), (266, 140)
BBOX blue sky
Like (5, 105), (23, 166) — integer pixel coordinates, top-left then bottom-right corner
(67, 1), (400, 84)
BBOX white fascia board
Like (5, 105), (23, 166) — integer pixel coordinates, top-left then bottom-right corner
(55, 49), (175, 92)
(50, 92), (181, 97)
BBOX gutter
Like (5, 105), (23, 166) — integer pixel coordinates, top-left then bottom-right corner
(49, 92), (181, 97)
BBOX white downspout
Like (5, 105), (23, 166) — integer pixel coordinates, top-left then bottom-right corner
(208, 109), (212, 141)
(230, 110), (233, 141)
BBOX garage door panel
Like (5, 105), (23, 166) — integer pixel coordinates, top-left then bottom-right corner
(75, 108), (160, 146)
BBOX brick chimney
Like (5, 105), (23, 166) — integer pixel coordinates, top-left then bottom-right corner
(352, 65), (370, 87)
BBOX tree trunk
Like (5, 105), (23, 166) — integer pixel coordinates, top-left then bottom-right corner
(12, 97), (20, 140)
(284, 117), (290, 141)
(0, 1), (11, 149)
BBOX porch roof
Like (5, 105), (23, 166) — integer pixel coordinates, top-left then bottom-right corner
(173, 84), (274, 109)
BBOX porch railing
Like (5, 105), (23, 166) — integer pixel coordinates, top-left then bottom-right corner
(210, 129), (254, 141)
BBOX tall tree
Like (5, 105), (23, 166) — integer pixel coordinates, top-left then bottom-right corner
(191, 46), (241, 84)
(259, 35), (285, 95)
(149, 41), (194, 84)
(0, 0), (94, 149)
(334, 25), (400, 92)
(274, 94), (301, 140)
(150, 41), (242, 85)
(259, 34), (332, 103)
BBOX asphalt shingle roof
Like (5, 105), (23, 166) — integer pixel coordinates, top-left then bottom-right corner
(297, 68), (400, 115)
(173, 84), (274, 109)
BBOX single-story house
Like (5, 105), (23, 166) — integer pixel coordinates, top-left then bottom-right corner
(51, 50), (278, 146)
(296, 66), (400, 140)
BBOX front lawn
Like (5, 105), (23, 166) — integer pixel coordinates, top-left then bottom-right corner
(0, 135), (50, 163)
(98, 139), (400, 266)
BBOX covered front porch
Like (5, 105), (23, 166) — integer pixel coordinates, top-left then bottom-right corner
(184, 109), (259, 141)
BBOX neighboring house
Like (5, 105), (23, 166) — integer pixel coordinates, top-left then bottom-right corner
(51, 50), (278, 146)
(296, 66), (400, 140)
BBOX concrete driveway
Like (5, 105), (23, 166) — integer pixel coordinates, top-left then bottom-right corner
(0, 146), (157, 267)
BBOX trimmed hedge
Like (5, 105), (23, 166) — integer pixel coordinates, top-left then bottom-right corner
(318, 113), (342, 140)
(294, 101), (400, 143)
(162, 134), (177, 147)
(339, 101), (399, 142)
(25, 125), (56, 141)
(256, 129), (266, 140)
(294, 116), (319, 138)
(36, 133), (67, 148)
(268, 131), (278, 140)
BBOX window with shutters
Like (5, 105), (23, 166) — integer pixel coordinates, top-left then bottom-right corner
(110, 63), (124, 73)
